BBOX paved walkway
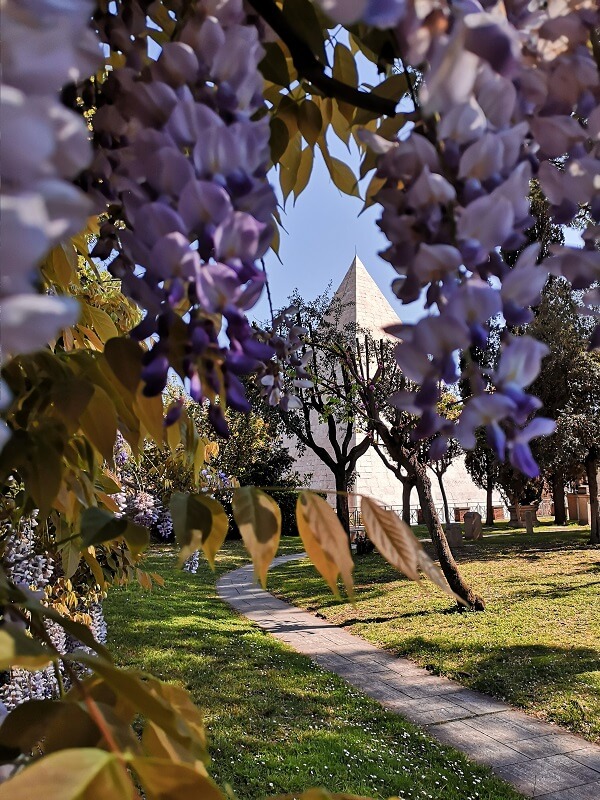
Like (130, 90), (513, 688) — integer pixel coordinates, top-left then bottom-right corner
(217, 553), (600, 800)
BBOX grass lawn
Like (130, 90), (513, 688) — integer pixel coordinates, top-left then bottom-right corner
(268, 529), (600, 743)
(104, 542), (523, 800)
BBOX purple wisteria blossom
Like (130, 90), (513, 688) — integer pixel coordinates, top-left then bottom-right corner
(88, 0), (279, 425)
(0, 0), (101, 386)
(352, 0), (599, 472)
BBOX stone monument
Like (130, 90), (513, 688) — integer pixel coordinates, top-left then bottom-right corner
(464, 511), (482, 540)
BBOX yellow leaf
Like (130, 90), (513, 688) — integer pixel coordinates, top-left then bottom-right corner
(333, 43), (358, 88)
(232, 487), (281, 588)
(62, 541), (81, 580)
(82, 550), (107, 589)
(131, 758), (223, 800)
(170, 493), (229, 568)
(167, 416), (181, 454)
(295, 492), (354, 598)
(134, 389), (164, 445)
(298, 99), (323, 146)
(279, 132), (302, 203)
(417, 549), (467, 605)
(360, 497), (420, 582)
(193, 440), (206, 485)
(83, 304), (119, 344)
(294, 146), (313, 202)
(79, 385), (118, 464)
(0, 748), (134, 800)
(0, 629), (55, 671)
(361, 173), (386, 212)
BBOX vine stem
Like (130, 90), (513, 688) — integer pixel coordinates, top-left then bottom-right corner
(246, 0), (397, 117)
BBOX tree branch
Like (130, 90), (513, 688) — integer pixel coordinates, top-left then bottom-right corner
(247, 0), (397, 117)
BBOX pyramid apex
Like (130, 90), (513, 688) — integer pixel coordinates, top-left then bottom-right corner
(333, 254), (400, 335)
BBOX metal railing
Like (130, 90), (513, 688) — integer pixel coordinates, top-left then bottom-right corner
(349, 500), (508, 529)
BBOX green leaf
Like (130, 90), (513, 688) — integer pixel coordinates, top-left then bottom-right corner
(296, 491), (354, 598)
(269, 116), (290, 165)
(232, 487), (281, 588)
(281, 0), (326, 62)
(0, 748), (134, 800)
(169, 492), (229, 568)
(0, 627), (57, 671)
(80, 507), (128, 547)
(259, 42), (290, 86)
(298, 99), (323, 147)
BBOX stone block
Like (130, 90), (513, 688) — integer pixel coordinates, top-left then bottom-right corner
(464, 511), (482, 540)
(524, 510), (535, 534)
(445, 523), (463, 550)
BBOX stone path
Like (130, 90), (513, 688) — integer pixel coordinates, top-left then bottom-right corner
(217, 553), (600, 800)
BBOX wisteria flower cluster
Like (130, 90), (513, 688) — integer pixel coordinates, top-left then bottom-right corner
(336, 0), (600, 476)
(85, 0), (278, 430)
(0, 0), (101, 361)
(0, 514), (108, 711)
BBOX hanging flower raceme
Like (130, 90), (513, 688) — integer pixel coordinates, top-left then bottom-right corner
(349, 0), (600, 475)
(87, 0), (277, 422)
(0, 0), (101, 364)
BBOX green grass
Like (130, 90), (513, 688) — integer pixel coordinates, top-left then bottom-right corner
(104, 541), (523, 800)
(268, 529), (600, 743)
(409, 518), (588, 539)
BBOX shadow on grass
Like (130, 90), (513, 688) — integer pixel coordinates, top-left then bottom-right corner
(104, 553), (526, 800)
(393, 637), (599, 716)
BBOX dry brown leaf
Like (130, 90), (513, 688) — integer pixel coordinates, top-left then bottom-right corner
(296, 492), (354, 598)
(232, 487), (281, 588)
(360, 497), (420, 582)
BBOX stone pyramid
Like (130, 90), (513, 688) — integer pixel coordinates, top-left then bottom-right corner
(285, 255), (504, 521)
(333, 255), (400, 336)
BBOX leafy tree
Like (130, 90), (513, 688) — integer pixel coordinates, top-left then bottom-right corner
(527, 280), (600, 540)
(267, 290), (371, 534)
(464, 433), (502, 526)
(290, 308), (485, 609)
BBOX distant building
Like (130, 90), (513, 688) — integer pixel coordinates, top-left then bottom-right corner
(285, 256), (505, 522)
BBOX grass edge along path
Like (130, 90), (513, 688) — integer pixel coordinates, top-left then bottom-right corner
(104, 543), (523, 800)
(223, 554), (600, 799)
(267, 530), (600, 744)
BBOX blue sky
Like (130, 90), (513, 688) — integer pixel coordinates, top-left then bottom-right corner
(251, 137), (426, 327)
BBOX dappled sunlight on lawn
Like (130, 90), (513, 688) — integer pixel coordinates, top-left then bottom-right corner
(269, 530), (600, 743)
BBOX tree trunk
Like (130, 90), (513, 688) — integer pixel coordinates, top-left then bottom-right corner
(334, 471), (351, 536)
(585, 452), (599, 545)
(485, 482), (494, 527)
(402, 478), (413, 524)
(437, 472), (450, 525)
(412, 460), (485, 610)
(551, 472), (567, 525)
